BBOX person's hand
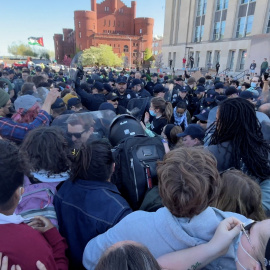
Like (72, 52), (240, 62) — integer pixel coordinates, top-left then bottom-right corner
(144, 112), (150, 124)
(28, 216), (54, 233)
(207, 217), (242, 257)
(140, 121), (146, 131)
(0, 253), (21, 270)
(45, 88), (60, 105)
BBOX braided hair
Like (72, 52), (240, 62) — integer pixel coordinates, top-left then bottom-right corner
(209, 98), (270, 180)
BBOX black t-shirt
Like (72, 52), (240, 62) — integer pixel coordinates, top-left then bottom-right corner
(150, 117), (168, 135)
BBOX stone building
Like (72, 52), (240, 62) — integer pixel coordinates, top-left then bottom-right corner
(54, 0), (154, 66)
(163, 0), (270, 74)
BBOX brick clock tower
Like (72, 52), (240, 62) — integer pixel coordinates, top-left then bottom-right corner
(54, 0), (154, 66)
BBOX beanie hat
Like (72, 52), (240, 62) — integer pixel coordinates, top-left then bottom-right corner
(63, 93), (77, 104)
(14, 95), (39, 111)
(0, 88), (10, 108)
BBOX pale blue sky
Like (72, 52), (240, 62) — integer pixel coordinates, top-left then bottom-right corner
(0, 0), (165, 56)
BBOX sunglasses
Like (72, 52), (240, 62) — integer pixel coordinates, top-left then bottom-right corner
(199, 120), (207, 124)
(67, 130), (86, 139)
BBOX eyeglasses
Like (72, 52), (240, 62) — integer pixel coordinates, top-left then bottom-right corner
(67, 130), (86, 139)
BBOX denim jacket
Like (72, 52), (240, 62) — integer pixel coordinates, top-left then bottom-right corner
(54, 179), (132, 269)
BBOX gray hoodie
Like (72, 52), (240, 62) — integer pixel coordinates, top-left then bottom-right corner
(83, 207), (250, 270)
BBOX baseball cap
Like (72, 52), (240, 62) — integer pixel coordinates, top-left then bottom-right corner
(67, 98), (81, 110)
(151, 73), (158, 77)
(131, 79), (142, 88)
(198, 77), (206, 84)
(51, 98), (66, 110)
(175, 77), (184, 82)
(106, 92), (119, 101)
(179, 86), (188, 92)
(177, 124), (205, 140)
(98, 102), (115, 112)
(205, 90), (218, 102)
(153, 84), (167, 93)
(14, 95), (39, 111)
(240, 91), (254, 100)
(225, 86), (238, 96)
(103, 83), (113, 93)
(215, 83), (224, 89)
(93, 81), (104, 91)
(194, 109), (209, 122)
(116, 77), (127, 84)
(195, 86), (205, 94)
(35, 66), (42, 72)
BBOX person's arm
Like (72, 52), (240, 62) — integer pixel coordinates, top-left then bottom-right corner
(28, 216), (68, 270)
(157, 217), (242, 270)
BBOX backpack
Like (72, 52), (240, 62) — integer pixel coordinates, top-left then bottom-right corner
(111, 136), (165, 210)
(15, 176), (58, 228)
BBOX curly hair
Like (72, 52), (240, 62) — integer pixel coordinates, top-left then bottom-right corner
(157, 147), (221, 218)
(209, 98), (270, 180)
(19, 126), (70, 175)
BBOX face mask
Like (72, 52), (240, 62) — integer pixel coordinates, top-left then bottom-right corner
(250, 82), (257, 88)
(5, 87), (9, 93)
(176, 113), (184, 117)
(237, 86), (241, 90)
(149, 110), (156, 117)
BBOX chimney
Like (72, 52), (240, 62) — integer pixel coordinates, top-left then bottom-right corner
(91, 0), (96, 12)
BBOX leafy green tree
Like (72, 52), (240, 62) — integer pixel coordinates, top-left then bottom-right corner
(154, 53), (164, 69)
(8, 42), (37, 57)
(143, 48), (153, 61)
(81, 45), (122, 67)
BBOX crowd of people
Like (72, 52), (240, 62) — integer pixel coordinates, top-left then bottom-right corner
(0, 61), (270, 270)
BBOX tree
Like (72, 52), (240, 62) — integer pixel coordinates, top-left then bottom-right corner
(143, 48), (153, 62)
(81, 44), (122, 67)
(8, 42), (38, 57)
(155, 53), (164, 69)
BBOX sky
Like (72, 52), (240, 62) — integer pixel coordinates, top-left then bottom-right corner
(0, 0), (165, 56)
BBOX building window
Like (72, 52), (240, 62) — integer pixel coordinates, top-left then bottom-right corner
(213, 21), (226, 40)
(104, 20), (106, 26)
(93, 24), (95, 30)
(216, 0), (228, 10)
(133, 50), (138, 57)
(195, 51), (200, 67)
(267, 11), (270, 33)
(206, 51), (212, 67)
(236, 15), (254, 37)
(105, 6), (109, 11)
(119, 8), (124, 13)
(236, 0), (255, 38)
(140, 29), (142, 34)
(195, 25), (204, 42)
(114, 20), (115, 27)
(239, 50), (247, 70)
(214, 50), (220, 65)
(109, 20), (111, 27)
(194, 0), (207, 42)
(79, 32), (81, 38)
(78, 22), (81, 28)
(124, 45), (129, 52)
(228, 50), (235, 70)
(241, 0), (255, 3)
(197, 0), (207, 16)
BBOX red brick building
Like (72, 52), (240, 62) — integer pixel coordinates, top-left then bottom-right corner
(54, 0), (154, 66)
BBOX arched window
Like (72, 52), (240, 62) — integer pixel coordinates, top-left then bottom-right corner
(124, 45), (129, 52)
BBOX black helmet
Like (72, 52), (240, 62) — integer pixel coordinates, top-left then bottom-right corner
(109, 114), (145, 147)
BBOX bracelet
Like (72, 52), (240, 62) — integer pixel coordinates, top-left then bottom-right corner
(162, 139), (168, 143)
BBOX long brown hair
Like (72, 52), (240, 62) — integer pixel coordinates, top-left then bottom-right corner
(151, 97), (173, 122)
(217, 169), (266, 221)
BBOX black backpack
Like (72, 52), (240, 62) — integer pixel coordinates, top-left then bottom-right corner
(111, 136), (165, 210)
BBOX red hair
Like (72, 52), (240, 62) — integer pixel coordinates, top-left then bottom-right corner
(12, 103), (41, 123)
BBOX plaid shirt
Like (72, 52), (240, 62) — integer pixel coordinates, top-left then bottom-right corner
(0, 110), (51, 143)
